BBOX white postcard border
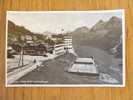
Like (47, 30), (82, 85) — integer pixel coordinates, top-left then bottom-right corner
(5, 9), (126, 87)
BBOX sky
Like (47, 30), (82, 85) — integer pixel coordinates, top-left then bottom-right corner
(7, 10), (123, 34)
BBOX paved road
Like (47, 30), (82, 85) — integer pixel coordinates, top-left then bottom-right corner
(14, 45), (122, 85)
(15, 53), (102, 84)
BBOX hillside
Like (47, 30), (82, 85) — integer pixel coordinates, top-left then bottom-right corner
(72, 16), (122, 52)
(8, 20), (54, 45)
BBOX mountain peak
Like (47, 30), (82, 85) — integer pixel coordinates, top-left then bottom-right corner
(108, 16), (121, 24)
(74, 26), (90, 33)
(76, 26), (89, 30)
(105, 16), (121, 29)
(109, 16), (120, 21)
(91, 20), (106, 30)
(98, 20), (104, 24)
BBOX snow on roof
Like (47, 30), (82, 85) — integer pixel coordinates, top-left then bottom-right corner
(75, 58), (94, 63)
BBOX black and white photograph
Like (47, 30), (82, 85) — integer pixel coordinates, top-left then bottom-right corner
(6, 10), (125, 87)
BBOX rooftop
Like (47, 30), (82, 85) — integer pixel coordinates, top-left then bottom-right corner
(75, 57), (94, 64)
(70, 63), (98, 74)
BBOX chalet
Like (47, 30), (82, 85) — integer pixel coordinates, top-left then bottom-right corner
(24, 43), (47, 56)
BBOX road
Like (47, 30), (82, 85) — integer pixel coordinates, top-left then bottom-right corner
(15, 53), (102, 84)
(14, 45), (122, 85)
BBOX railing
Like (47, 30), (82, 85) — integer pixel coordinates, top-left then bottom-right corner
(7, 62), (41, 84)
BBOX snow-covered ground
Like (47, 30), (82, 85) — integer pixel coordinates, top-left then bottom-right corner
(99, 73), (119, 84)
(7, 55), (32, 70)
(7, 53), (57, 84)
(7, 53), (56, 71)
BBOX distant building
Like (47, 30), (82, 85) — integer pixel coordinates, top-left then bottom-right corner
(24, 43), (47, 56)
(52, 35), (77, 56)
(51, 34), (64, 44)
(25, 35), (34, 44)
(64, 36), (73, 51)
(25, 35), (32, 40)
(53, 44), (65, 55)
(64, 35), (77, 56)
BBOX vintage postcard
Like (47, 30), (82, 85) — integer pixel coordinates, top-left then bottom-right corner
(6, 10), (125, 87)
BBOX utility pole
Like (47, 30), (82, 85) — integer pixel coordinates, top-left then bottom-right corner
(21, 46), (24, 67)
(18, 35), (25, 67)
